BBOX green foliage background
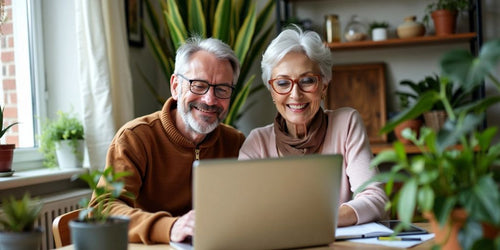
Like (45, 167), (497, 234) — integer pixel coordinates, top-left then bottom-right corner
(141, 0), (276, 127)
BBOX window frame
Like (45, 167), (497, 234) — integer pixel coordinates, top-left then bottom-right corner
(11, 0), (47, 171)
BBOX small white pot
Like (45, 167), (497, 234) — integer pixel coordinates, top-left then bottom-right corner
(372, 28), (388, 41)
(55, 140), (84, 169)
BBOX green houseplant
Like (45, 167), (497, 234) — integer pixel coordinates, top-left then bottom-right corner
(0, 105), (18, 173)
(39, 110), (85, 168)
(369, 21), (389, 41)
(361, 39), (500, 249)
(0, 193), (43, 250)
(423, 0), (469, 35)
(69, 167), (134, 250)
(141, 0), (275, 127)
(396, 74), (469, 131)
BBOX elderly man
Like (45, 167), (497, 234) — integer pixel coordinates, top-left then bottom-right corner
(93, 37), (245, 244)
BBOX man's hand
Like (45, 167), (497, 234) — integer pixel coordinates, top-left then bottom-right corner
(170, 210), (195, 242)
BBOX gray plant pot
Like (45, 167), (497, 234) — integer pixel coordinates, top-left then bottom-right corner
(69, 216), (129, 250)
(0, 228), (43, 250)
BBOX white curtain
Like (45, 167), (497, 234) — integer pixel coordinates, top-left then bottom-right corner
(75, 0), (134, 170)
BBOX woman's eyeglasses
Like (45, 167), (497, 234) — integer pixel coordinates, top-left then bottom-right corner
(268, 74), (321, 95)
(177, 74), (234, 99)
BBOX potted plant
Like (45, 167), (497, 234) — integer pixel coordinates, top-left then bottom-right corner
(69, 167), (134, 250)
(360, 39), (500, 249)
(0, 105), (18, 174)
(142, 0), (275, 128)
(392, 94), (422, 144)
(396, 74), (469, 132)
(369, 21), (389, 41)
(423, 0), (469, 36)
(39, 110), (85, 169)
(0, 193), (43, 250)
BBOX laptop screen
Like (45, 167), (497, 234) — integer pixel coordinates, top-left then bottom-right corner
(191, 154), (343, 250)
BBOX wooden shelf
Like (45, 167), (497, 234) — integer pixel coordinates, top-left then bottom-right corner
(327, 33), (477, 51)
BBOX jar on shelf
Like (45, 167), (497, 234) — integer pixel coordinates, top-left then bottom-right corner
(324, 14), (340, 43)
(344, 15), (368, 42)
(397, 16), (426, 39)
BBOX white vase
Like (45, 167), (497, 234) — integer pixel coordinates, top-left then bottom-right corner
(55, 140), (84, 169)
(372, 28), (387, 41)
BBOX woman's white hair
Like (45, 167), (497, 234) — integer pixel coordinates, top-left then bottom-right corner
(261, 25), (333, 90)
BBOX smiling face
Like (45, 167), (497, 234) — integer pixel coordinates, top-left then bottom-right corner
(171, 50), (233, 140)
(270, 51), (327, 131)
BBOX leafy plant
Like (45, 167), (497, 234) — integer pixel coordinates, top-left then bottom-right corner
(369, 21), (389, 31)
(141, 0), (275, 127)
(423, 0), (469, 26)
(39, 110), (84, 168)
(0, 193), (42, 232)
(0, 105), (18, 141)
(359, 39), (500, 249)
(74, 167), (134, 223)
(395, 74), (470, 111)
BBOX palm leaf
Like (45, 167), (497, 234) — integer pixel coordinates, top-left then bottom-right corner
(187, 0), (206, 37)
(213, 0), (232, 43)
(165, 0), (188, 50)
(233, 3), (256, 66)
(224, 75), (254, 126)
(254, 0), (275, 37)
(143, 25), (172, 79)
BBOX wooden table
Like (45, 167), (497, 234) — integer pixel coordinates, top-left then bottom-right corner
(57, 223), (433, 249)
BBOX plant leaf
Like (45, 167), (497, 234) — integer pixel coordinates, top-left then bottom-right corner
(187, 0), (206, 37)
(233, 3), (256, 66)
(212, 0), (231, 43)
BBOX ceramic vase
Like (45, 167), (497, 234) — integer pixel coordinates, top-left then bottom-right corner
(397, 16), (425, 39)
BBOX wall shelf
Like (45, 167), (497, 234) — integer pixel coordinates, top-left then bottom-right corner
(327, 33), (477, 51)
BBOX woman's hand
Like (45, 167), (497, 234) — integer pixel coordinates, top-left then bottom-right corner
(337, 204), (357, 227)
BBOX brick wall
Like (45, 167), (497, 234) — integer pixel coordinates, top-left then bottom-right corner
(1, 0), (18, 146)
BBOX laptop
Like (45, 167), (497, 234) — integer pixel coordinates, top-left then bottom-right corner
(171, 154), (343, 250)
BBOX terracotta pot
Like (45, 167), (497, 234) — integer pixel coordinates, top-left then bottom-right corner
(394, 119), (422, 144)
(431, 9), (458, 36)
(424, 209), (467, 250)
(483, 222), (500, 239)
(423, 110), (447, 132)
(0, 144), (15, 172)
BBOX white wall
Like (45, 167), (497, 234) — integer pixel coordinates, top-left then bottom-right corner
(42, 0), (500, 140)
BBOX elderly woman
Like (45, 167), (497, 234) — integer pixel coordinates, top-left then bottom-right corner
(239, 27), (388, 226)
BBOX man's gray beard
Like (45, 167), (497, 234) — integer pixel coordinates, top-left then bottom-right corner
(177, 91), (220, 135)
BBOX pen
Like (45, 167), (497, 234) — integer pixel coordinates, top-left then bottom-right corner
(378, 236), (421, 241)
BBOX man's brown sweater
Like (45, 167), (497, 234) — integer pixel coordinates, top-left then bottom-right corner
(97, 97), (245, 244)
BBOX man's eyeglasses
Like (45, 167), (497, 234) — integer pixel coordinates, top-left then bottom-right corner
(177, 74), (234, 99)
(268, 74), (322, 95)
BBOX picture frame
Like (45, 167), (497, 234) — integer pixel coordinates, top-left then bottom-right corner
(125, 0), (144, 47)
(325, 63), (387, 144)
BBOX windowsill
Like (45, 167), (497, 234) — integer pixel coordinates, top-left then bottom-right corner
(0, 168), (88, 190)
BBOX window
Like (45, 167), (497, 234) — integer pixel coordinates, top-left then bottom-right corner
(1, 0), (46, 171)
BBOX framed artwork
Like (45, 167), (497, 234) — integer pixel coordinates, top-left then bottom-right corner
(125, 0), (144, 47)
(325, 63), (387, 144)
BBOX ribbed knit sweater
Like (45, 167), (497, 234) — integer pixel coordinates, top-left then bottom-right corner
(96, 97), (245, 244)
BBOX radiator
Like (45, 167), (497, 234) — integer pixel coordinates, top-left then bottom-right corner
(35, 188), (92, 250)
